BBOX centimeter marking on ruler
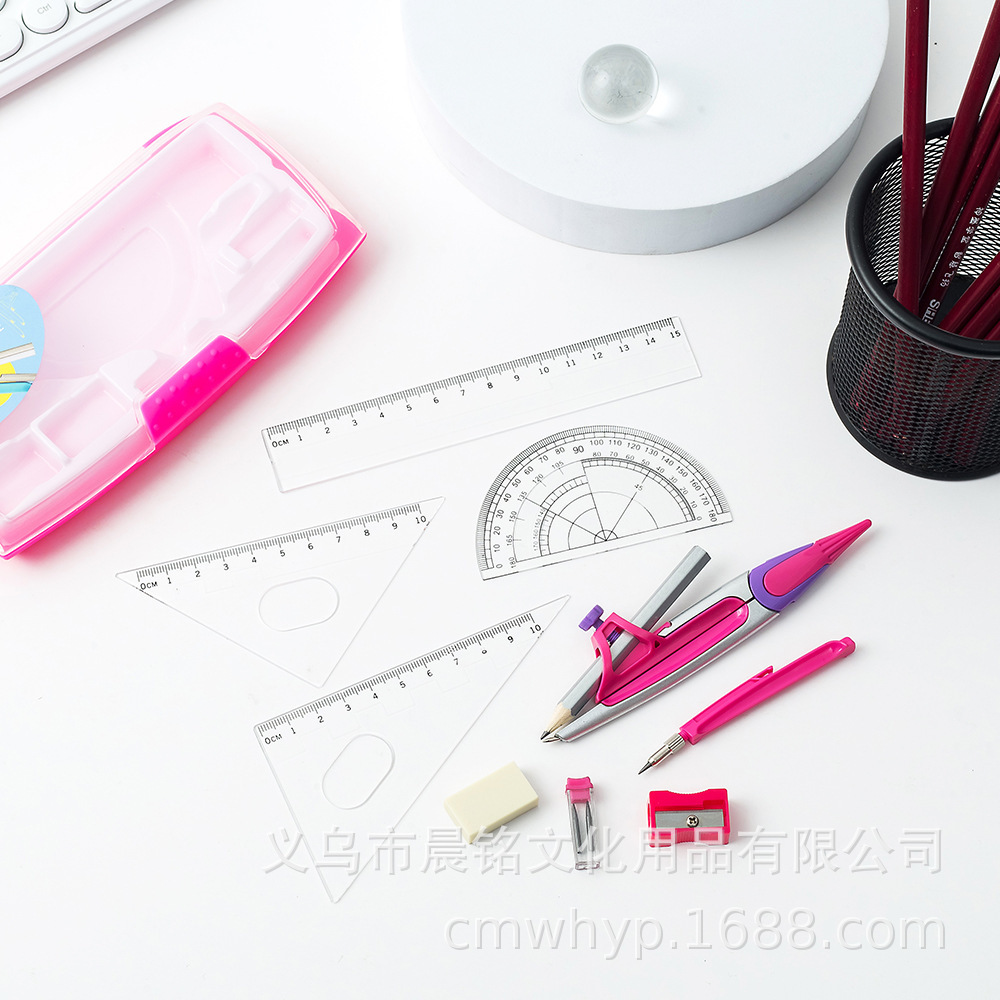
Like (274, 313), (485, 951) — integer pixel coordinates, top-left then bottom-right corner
(131, 501), (431, 580)
(266, 319), (679, 434)
(262, 317), (698, 490)
(256, 609), (545, 733)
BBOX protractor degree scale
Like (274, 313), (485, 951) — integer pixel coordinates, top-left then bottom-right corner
(477, 426), (731, 579)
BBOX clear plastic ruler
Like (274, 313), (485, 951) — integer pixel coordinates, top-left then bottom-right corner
(256, 597), (567, 902)
(477, 426), (731, 579)
(118, 498), (442, 686)
(262, 317), (699, 490)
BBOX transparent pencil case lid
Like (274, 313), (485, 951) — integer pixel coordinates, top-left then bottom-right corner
(0, 104), (364, 557)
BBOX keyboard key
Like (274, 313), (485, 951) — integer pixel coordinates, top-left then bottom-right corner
(21, 1), (70, 34)
(0, 21), (23, 60)
(1, 0), (176, 99)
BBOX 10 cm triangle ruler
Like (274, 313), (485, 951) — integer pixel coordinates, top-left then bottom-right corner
(263, 317), (699, 490)
(118, 498), (442, 686)
(256, 598), (567, 902)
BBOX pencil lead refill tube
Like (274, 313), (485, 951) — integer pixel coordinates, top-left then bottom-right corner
(565, 777), (600, 870)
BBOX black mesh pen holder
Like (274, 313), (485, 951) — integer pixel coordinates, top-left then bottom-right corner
(828, 118), (1000, 479)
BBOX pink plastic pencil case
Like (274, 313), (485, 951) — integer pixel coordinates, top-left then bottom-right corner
(0, 105), (364, 557)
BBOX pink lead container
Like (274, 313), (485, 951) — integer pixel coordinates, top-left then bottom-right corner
(566, 776), (600, 870)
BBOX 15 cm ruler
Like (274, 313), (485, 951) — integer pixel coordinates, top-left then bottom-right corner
(262, 317), (699, 491)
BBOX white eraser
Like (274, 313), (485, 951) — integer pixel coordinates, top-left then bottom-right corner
(443, 761), (539, 843)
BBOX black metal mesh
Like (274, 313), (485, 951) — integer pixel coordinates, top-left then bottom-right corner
(828, 125), (1000, 479)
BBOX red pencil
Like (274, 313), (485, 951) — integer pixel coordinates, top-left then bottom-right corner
(920, 1), (1000, 282)
(963, 278), (1000, 338)
(897, 0), (930, 313)
(939, 245), (1000, 334)
(922, 79), (1000, 294)
(920, 122), (1000, 324)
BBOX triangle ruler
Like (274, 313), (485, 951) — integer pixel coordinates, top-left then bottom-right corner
(256, 597), (567, 902)
(117, 497), (443, 686)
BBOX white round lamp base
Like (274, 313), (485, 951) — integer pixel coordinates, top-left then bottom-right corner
(402, 1), (889, 254)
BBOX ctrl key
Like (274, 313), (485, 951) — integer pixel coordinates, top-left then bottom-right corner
(0, 20), (23, 60)
(22, 2), (70, 34)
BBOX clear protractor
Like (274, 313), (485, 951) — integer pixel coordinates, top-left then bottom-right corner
(476, 425), (731, 579)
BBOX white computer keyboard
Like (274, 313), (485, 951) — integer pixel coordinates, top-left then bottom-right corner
(0, 0), (176, 99)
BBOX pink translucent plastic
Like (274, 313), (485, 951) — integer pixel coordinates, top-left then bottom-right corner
(0, 105), (364, 557)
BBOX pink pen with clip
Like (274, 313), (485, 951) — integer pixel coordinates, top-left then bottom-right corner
(638, 638), (856, 773)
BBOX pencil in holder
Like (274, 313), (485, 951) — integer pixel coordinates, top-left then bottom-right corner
(828, 118), (1000, 479)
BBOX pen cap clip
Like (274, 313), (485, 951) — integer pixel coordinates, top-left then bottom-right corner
(677, 637), (856, 744)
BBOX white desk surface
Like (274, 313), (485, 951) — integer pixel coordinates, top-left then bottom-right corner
(1, 1), (993, 995)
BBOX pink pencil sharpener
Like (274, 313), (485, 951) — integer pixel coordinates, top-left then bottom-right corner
(647, 787), (730, 846)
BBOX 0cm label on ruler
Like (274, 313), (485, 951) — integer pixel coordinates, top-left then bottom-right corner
(262, 318), (699, 491)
